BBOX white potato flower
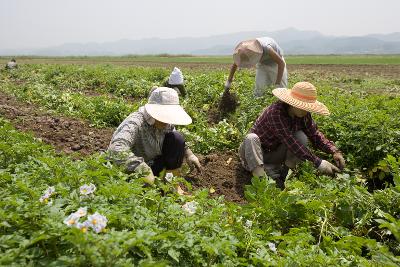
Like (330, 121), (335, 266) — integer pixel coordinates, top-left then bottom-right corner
(39, 186), (56, 203)
(75, 207), (88, 218)
(267, 242), (277, 253)
(45, 186), (56, 195)
(165, 172), (174, 183)
(63, 213), (80, 227)
(245, 220), (253, 228)
(76, 221), (91, 233)
(87, 212), (108, 233)
(80, 183), (96, 195)
(182, 201), (198, 215)
(39, 195), (49, 203)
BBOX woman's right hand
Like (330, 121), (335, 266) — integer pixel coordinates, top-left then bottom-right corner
(136, 162), (155, 185)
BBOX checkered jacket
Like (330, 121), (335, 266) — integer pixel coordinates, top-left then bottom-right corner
(251, 101), (338, 167)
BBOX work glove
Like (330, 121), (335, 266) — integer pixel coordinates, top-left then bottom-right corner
(224, 80), (231, 90)
(333, 152), (345, 170)
(186, 149), (202, 172)
(136, 162), (155, 185)
(317, 160), (340, 176)
(252, 165), (267, 178)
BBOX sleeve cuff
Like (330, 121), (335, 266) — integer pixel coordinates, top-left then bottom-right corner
(314, 157), (322, 168)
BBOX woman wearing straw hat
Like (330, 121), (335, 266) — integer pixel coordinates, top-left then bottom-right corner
(108, 87), (201, 186)
(238, 82), (345, 189)
(225, 37), (288, 97)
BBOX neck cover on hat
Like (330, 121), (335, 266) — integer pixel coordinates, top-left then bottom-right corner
(139, 106), (155, 125)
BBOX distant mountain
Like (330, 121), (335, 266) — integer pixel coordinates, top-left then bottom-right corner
(1, 28), (399, 56)
(366, 32), (400, 42)
(282, 36), (400, 55)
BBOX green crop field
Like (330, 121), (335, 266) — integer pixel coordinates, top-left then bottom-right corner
(0, 62), (400, 266)
(2, 54), (400, 65)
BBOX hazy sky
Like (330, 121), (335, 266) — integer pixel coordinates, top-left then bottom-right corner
(1, 0), (399, 50)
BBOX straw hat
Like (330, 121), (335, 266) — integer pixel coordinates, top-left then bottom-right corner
(145, 87), (192, 125)
(168, 67), (184, 85)
(233, 39), (263, 68)
(272, 82), (330, 115)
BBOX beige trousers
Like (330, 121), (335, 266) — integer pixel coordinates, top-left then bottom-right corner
(238, 131), (307, 179)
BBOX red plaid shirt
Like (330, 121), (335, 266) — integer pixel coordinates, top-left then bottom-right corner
(250, 101), (338, 167)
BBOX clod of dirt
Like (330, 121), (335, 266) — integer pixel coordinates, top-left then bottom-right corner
(222, 181), (233, 188)
(218, 89), (239, 115)
(71, 144), (83, 151)
(207, 107), (221, 124)
(206, 89), (240, 124)
(204, 154), (219, 162)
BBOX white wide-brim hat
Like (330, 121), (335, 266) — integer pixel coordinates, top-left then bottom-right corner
(272, 82), (330, 115)
(233, 39), (263, 68)
(145, 87), (192, 125)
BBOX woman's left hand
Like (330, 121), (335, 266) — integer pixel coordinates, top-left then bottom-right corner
(187, 154), (202, 172)
(333, 152), (345, 170)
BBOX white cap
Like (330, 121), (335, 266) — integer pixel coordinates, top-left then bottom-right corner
(145, 87), (192, 125)
(168, 67), (184, 85)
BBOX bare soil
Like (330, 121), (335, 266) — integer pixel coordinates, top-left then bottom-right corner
(186, 152), (250, 203)
(0, 92), (114, 156)
(11, 58), (400, 78)
(289, 64), (400, 79)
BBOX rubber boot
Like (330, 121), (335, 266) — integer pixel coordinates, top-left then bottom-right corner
(275, 165), (289, 190)
(264, 164), (287, 190)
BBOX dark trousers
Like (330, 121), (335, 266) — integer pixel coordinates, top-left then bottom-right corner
(151, 131), (185, 176)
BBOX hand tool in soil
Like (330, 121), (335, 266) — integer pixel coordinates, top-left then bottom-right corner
(218, 86), (239, 116)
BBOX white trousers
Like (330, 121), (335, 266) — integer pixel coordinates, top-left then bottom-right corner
(254, 62), (288, 97)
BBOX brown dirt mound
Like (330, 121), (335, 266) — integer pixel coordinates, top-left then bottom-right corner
(207, 107), (221, 124)
(207, 89), (240, 124)
(186, 151), (251, 203)
(0, 91), (114, 156)
(218, 89), (239, 114)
